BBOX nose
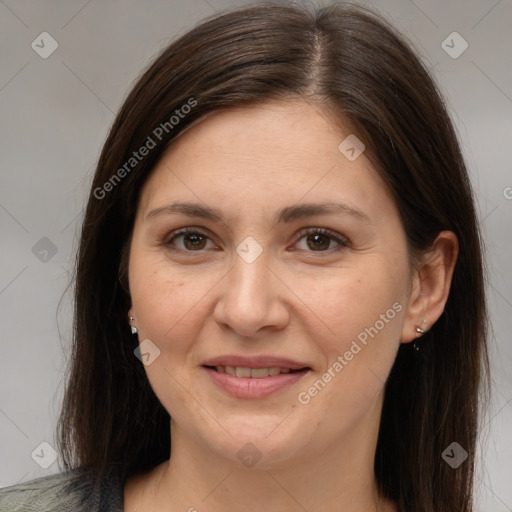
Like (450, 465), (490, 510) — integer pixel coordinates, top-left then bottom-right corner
(212, 248), (290, 338)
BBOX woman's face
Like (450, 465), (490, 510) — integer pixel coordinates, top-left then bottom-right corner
(128, 99), (417, 468)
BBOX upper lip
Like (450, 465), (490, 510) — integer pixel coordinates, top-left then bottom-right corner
(202, 355), (310, 370)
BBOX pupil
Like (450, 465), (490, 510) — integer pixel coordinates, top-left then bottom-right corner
(185, 233), (205, 250)
(307, 234), (329, 251)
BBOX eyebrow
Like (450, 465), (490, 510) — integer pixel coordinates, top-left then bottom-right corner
(145, 201), (370, 224)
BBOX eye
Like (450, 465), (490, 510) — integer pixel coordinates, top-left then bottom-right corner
(163, 227), (348, 254)
(164, 227), (216, 252)
(293, 227), (348, 253)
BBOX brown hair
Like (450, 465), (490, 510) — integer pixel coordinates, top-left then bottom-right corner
(57, 2), (490, 510)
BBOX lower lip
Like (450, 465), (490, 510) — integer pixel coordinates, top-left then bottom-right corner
(203, 367), (310, 399)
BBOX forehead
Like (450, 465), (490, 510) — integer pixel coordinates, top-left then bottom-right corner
(136, 99), (394, 223)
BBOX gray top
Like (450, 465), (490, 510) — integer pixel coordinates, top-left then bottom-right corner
(0, 465), (124, 512)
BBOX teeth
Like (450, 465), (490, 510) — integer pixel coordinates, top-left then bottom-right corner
(235, 367), (251, 378)
(213, 365), (301, 378)
(250, 368), (269, 378)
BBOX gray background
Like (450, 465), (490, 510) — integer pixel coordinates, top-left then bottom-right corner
(0, 0), (510, 509)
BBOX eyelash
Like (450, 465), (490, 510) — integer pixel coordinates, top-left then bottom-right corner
(163, 227), (349, 255)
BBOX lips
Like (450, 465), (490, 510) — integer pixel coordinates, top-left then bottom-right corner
(201, 355), (311, 398)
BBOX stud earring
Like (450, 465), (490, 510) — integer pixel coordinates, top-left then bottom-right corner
(128, 314), (138, 334)
(412, 319), (428, 351)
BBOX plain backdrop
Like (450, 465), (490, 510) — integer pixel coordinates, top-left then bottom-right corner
(0, 0), (511, 510)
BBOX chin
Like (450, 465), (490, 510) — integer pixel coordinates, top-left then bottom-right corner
(200, 415), (312, 470)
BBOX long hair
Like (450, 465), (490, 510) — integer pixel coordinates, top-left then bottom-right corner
(57, 3), (489, 510)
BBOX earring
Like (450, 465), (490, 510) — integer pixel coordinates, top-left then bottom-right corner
(413, 320), (428, 351)
(128, 315), (138, 334)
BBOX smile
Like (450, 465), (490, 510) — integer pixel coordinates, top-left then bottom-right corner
(202, 365), (310, 399)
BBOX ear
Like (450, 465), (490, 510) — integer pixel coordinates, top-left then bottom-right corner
(401, 231), (459, 344)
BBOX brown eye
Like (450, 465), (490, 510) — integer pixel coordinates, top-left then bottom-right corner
(182, 232), (207, 250)
(165, 228), (214, 252)
(294, 228), (348, 253)
(306, 233), (331, 251)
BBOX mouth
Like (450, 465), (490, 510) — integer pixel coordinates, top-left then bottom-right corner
(203, 365), (309, 378)
(201, 357), (311, 398)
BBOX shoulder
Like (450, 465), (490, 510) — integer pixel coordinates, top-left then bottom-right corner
(0, 465), (124, 512)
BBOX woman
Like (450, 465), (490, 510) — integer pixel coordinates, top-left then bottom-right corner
(0, 2), (489, 511)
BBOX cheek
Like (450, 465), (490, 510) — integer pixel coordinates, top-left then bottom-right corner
(289, 267), (406, 440)
(128, 255), (216, 417)
(294, 264), (405, 412)
(291, 263), (405, 354)
(128, 251), (208, 348)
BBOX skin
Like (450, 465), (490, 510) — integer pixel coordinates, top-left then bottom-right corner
(124, 99), (458, 511)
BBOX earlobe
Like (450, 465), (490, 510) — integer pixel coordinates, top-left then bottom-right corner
(401, 231), (459, 344)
